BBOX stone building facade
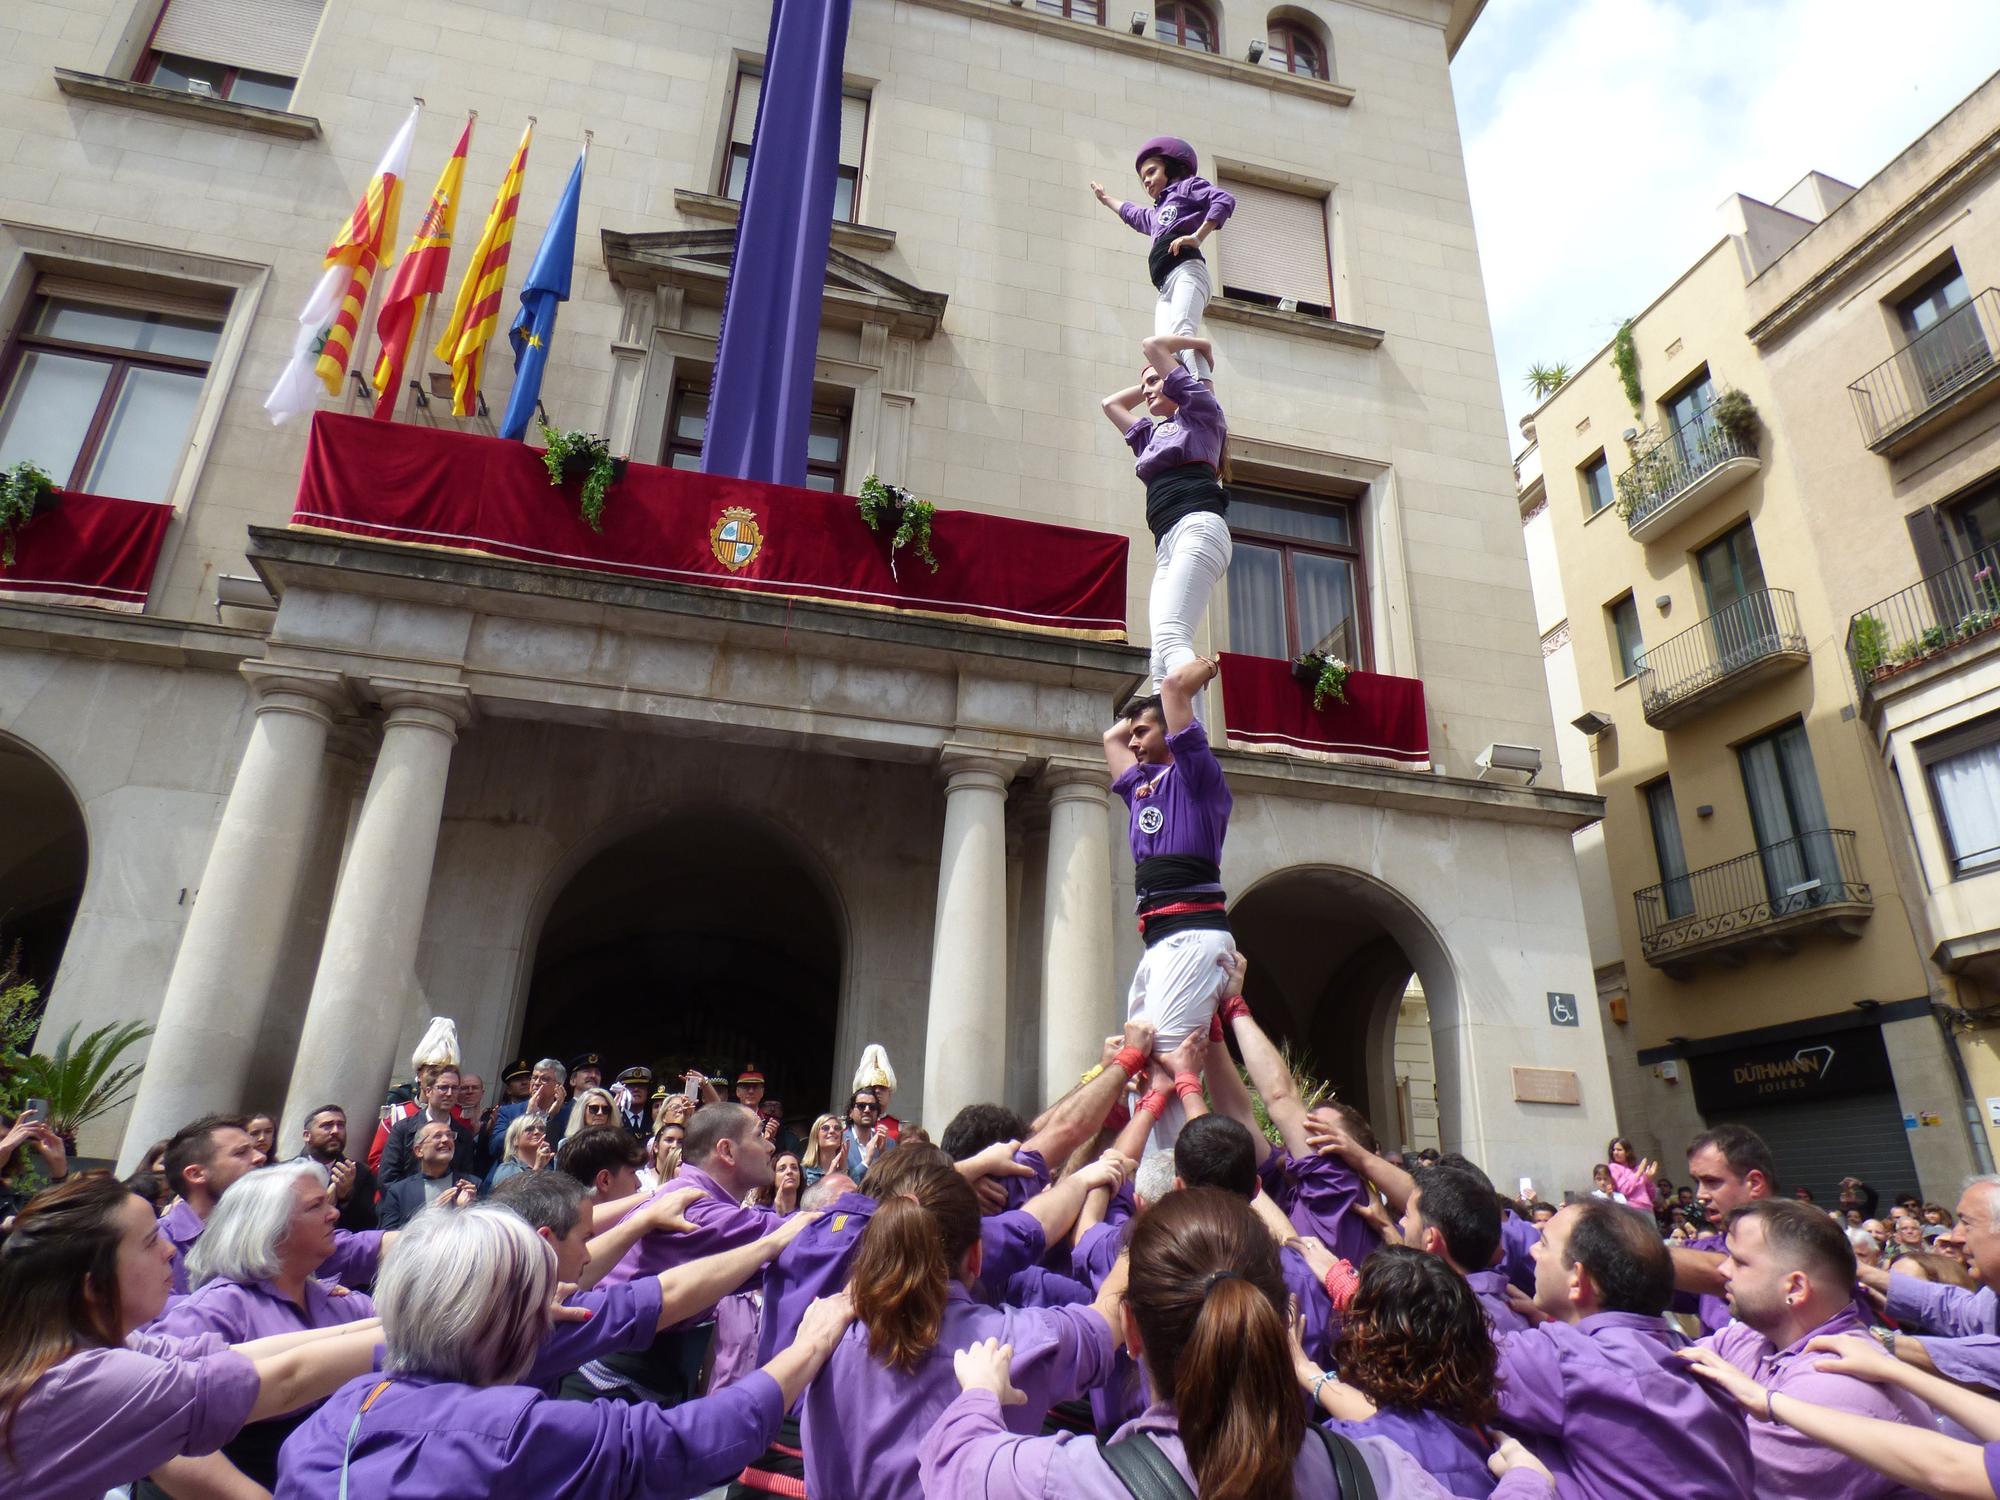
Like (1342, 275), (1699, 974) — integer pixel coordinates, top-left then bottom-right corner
(0, 0), (1617, 1191)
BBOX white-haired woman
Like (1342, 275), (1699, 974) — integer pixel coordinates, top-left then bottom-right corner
(486, 1111), (552, 1192)
(275, 1204), (855, 1497)
(147, 1159), (379, 1488)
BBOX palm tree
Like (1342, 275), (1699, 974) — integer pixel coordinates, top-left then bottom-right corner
(18, 1019), (151, 1142)
(1525, 361), (1573, 399)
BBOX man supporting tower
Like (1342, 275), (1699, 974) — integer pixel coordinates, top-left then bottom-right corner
(1102, 655), (1231, 1146)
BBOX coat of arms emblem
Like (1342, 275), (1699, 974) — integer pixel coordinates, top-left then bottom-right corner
(709, 506), (763, 571)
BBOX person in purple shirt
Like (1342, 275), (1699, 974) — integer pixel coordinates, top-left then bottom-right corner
(1495, 1199), (1754, 1499)
(1402, 1163), (1532, 1340)
(274, 1202), (855, 1499)
(1090, 135), (1234, 381)
(1296, 1246), (1504, 1497)
(1694, 1199), (1931, 1498)
(0, 1172), (384, 1500)
(1856, 1175), (2000, 1391)
(158, 1111), (268, 1295)
(919, 1187), (1557, 1500)
(801, 1154), (1122, 1500)
(1675, 1122), (1781, 1333)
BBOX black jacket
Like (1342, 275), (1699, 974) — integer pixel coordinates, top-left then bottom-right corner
(376, 1112), (476, 1187)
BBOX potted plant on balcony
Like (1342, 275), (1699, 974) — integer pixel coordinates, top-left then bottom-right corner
(1, 461), (62, 568)
(1711, 388), (1759, 448)
(1849, 614), (1890, 679)
(1613, 438), (1672, 522)
(537, 425), (626, 533)
(1291, 649), (1350, 710)
(857, 474), (938, 580)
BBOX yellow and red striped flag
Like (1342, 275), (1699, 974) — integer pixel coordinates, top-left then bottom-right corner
(266, 105), (419, 424)
(371, 116), (473, 420)
(433, 121), (532, 417)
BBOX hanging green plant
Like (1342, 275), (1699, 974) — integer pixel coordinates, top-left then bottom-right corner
(538, 425), (626, 533)
(1, 461), (62, 568)
(1710, 387), (1758, 446)
(857, 474), (939, 578)
(1611, 318), (1642, 417)
(1291, 649), (1350, 710)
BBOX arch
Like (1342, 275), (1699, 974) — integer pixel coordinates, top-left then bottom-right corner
(509, 805), (851, 1118)
(1154, 1), (1219, 53)
(1264, 7), (1332, 80)
(1228, 863), (1468, 1152)
(0, 730), (89, 1023)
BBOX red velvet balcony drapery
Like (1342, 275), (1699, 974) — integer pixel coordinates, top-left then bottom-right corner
(1217, 652), (1430, 771)
(292, 414), (1129, 639)
(0, 493), (173, 612)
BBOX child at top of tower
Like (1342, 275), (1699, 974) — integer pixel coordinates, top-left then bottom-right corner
(1092, 136), (1235, 382)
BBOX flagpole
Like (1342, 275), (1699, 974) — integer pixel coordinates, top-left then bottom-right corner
(346, 96), (427, 414)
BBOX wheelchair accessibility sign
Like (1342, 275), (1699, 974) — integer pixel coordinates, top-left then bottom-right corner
(1547, 992), (1579, 1027)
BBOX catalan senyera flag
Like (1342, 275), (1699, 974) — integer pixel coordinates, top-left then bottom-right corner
(434, 121), (532, 417)
(265, 106), (420, 425)
(371, 117), (473, 420)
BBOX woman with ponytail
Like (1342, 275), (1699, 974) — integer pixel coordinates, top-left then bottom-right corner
(918, 1187), (1557, 1499)
(801, 1155), (1122, 1500)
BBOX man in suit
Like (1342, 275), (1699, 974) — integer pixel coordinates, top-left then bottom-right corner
(377, 1066), (476, 1185)
(379, 1119), (479, 1228)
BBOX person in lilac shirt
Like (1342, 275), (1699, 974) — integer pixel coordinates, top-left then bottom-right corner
(0, 1172), (384, 1500)
(158, 1111), (267, 1295)
(801, 1154), (1121, 1500)
(1694, 1199), (1931, 1497)
(1495, 1198), (1754, 1499)
(1675, 1122), (1780, 1333)
(273, 1203), (855, 1499)
(1857, 1175), (2000, 1390)
(919, 1187), (1557, 1500)
(1297, 1245), (1505, 1496)
(1090, 135), (1234, 381)
(1402, 1163), (1532, 1340)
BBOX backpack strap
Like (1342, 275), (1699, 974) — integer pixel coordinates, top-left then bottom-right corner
(1315, 1424), (1380, 1500)
(1096, 1432), (1198, 1500)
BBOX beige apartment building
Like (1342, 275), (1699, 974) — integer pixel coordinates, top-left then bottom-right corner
(0, 0), (1622, 1188)
(1524, 71), (2000, 1199)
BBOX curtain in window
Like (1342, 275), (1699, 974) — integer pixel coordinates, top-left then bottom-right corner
(1742, 725), (1836, 909)
(1647, 782), (1693, 921)
(1933, 740), (2000, 875)
(1292, 552), (1356, 660)
(1226, 543), (1287, 660)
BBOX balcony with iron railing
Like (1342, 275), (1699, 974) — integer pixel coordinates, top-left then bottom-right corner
(1849, 288), (2000, 454)
(1619, 405), (1762, 541)
(1846, 544), (2000, 706)
(1637, 587), (1809, 728)
(1635, 829), (1872, 975)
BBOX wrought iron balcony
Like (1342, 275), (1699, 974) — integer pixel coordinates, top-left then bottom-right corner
(1637, 587), (1809, 728)
(1849, 287), (2000, 452)
(1635, 829), (1872, 974)
(1846, 544), (2000, 705)
(1619, 408), (1761, 540)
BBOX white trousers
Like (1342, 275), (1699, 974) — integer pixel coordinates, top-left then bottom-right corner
(1155, 259), (1214, 379)
(1149, 509), (1233, 689)
(1127, 925), (1235, 1151)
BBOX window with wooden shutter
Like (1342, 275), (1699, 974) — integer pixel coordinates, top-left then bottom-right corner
(1216, 178), (1333, 318)
(140, 0), (325, 108)
(723, 70), (869, 224)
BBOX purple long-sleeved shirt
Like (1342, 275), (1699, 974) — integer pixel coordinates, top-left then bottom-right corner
(1467, 1268), (1533, 1339)
(918, 1392), (1551, 1500)
(1322, 1407), (1497, 1498)
(595, 1165), (775, 1301)
(528, 1276), (664, 1388)
(0, 1329), (260, 1500)
(162, 1199), (383, 1297)
(1113, 719), (1231, 867)
(1700, 1304), (1930, 1498)
(1285, 1148), (1388, 1271)
(1495, 1310), (1754, 1500)
(1116, 177), (1236, 289)
(272, 1366), (785, 1498)
(1885, 1273), (1998, 1336)
(1498, 1212), (1541, 1294)
(151, 1276), (375, 1343)
(1673, 1230), (1734, 1333)
(1122, 366), (1227, 482)
(801, 1284), (1115, 1500)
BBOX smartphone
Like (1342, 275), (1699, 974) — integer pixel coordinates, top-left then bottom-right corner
(1518, 1176), (1534, 1199)
(21, 1098), (48, 1127)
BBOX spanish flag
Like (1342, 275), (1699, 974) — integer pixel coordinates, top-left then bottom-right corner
(265, 105), (419, 424)
(371, 116), (473, 420)
(434, 121), (532, 418)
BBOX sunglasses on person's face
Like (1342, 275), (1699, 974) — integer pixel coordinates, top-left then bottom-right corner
(586, 1103), (610, 1113)
(854, 1102), (878, 1113)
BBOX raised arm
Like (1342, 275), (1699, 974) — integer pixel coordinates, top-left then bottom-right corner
(654, 1212), (817, 1330)
(1023, 1152), (1126, 1247)
(1021, 1019), (1156, 1168)
(1101, 382), (1146, 433)
(1671, 1245), (1728, 1300)
(581, 1187), (705, 1290)
(1808, 1332), (2000, 1443)
(1158, 655), (1217, 738)
(1305, 1112), (1414, 1215)
(1203, 1022), (1274, 1170)
(1103, 713), (1138, 781)
(1141, 334), (1215, 381)
(1227, 982), (1310, 1159)
(243, 1325), (385, 1423)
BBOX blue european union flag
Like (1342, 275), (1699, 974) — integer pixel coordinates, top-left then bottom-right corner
(499, 147), (584, 441)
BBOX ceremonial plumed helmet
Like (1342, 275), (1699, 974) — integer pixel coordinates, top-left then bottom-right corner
(1134, 135), (1198, 177)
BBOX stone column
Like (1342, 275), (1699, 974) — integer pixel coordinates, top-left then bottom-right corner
(281, 678), (472, 1136)
(921, 747), (1023, 1128)
(120, 663), (350, 1170)
(1039, 759), (1118, 1104)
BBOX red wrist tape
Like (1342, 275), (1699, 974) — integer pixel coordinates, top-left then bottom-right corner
(1137, 1090), (1169, 1121)
(1323, 1259), (1361, 1313)
(1173, 1072), (1203, 1100)
(1221, 995), (1252, 1024)
(1208, 1012), (1226, 1044)
(1103, 1102), (1131, 1132)
(1113, 1046), (1146, 1078)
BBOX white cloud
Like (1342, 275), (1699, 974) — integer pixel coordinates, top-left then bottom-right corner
(1454, 1), (2000, 443)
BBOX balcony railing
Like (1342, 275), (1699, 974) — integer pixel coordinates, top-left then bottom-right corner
(1635, 829), (1872, 971)
(1637, 587), (1808, 728)
(1846, 544), (2000, 702)
(1619, 407), (1760, 538)
(1849, 287), (2000, 450)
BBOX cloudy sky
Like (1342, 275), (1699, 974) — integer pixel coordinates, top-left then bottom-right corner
(1451, 1), (2000, 446)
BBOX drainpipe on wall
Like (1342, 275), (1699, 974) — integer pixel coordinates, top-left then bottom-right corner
(1934, 1003), (1998, 1176)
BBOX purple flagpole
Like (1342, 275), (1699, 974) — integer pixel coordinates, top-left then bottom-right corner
(700, 0), (852, 487)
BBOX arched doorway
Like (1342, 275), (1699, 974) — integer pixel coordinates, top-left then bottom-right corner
(1229, 866), (1461, 1153)
(519, 813), (843, 1117)
(0, 735), (87, 1018)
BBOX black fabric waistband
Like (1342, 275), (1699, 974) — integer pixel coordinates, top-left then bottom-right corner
(1144, 464), (1228, 545)
(1137, 854), (1221, 900)
(1149, 235), (1205, 290)
(1141, 907), (1233, 947)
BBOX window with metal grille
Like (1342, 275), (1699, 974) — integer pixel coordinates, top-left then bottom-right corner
(665, 380), (850, 493)
(723, 69), (869, 225)
(1224, 487), (1366, 665)
(136, 0), (326, 109)
(1216, 178), (1333, 319)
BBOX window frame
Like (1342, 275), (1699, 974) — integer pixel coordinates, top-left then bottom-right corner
(138, 50), (296, 109)
(0, 291), (221, 497)
(1917, 714), (2000, 880)
(1154, 1), (1220, 52)
(1214, 176), (1335, 321)
(1224, 486), (1370, 667)
(721, 68), (867, 227)
(1580, 451), (1613, 516)
(1264, 23), (1327, 79)
(1942, 476), (2000, 562)
(664, 378), (852, 493)
(1896, 261), (1972, 341)
(1032, 0), (1103, 19)
(1606, 592), (1645, 680)
(1644, 776), (1694, 920)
